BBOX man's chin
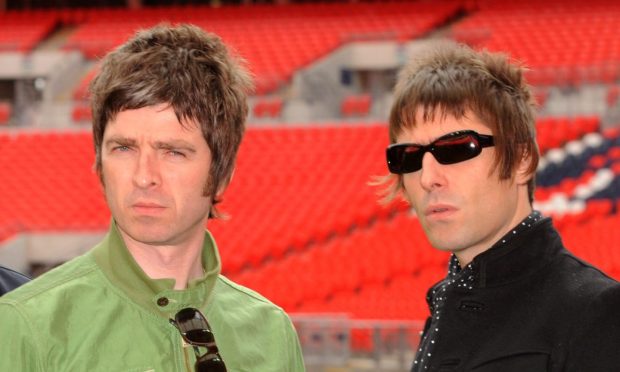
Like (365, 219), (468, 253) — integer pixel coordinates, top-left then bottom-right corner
(426, 233), (462, 253)
(117, 221), (175, 246)
(127, 232), (175, 247)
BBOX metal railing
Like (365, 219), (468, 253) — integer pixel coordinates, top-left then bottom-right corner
(292, 313), (424, 372)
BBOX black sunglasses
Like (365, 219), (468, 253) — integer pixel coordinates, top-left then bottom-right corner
(170, 308), (227, 372)
(386, 130), (494, 174)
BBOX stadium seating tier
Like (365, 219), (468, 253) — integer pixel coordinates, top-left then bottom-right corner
(1, 120), (618, 320)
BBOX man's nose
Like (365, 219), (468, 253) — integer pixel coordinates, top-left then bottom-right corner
(133, 151), (161, 189)
(419, 152), (446, 192)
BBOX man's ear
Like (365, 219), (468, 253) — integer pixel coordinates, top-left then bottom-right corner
(399, 176), (412, 204)
(216, 168), (235, 197)
(94, 163), (105, 188)
(515, 152), (533, 186)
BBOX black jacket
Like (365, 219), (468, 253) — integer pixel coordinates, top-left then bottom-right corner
(0, 265), (30, 296)
(416, 218), (620, 371)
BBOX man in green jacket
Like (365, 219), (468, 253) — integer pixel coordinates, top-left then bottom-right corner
(0, 24), (305, 372)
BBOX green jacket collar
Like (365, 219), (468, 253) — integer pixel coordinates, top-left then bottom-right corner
(92, 221), (221, 316)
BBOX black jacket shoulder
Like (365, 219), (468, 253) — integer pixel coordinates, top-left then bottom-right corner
(0, 265), (30, 296)
(562, 277), (620, 371)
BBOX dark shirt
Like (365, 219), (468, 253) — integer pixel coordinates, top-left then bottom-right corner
(412, 211), (620, 371)
(413, 211), (543, 370)
(0, 265), (30, 296)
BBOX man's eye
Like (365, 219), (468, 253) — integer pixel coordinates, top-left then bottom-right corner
(168, 150), (186, 157)
(113, 145), (130, 152)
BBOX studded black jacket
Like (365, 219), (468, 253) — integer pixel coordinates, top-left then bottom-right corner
(413, 217), (620, 372)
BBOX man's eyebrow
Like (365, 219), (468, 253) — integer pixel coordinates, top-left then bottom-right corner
(153, 140), (197, 152)
(104, 136), (137, 147)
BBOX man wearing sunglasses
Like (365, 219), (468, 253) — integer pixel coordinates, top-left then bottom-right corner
(0, 24), (304, 371)
(382, 42), (620, 371)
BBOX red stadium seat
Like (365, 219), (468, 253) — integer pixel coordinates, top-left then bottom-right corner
(71, 103), (92, 123)
(253, 97), (283, 119)
(341, 94), (371, 117)
(0, 101), (11, 125)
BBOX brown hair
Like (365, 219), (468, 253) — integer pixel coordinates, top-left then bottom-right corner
(383, 41), (539, 203)
(90, 23), (252, 218)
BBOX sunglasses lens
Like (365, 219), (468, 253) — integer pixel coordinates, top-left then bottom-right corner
(175, 308), (215, 345)
(387, 145), (423, 173)
(433, 134), (481, 164)
(195, 355), (227, 372)
(185, 329), (215, 345)
(176, 308), (200, 323)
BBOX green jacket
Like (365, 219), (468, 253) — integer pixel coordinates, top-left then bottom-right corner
(0, 222), (305, 372)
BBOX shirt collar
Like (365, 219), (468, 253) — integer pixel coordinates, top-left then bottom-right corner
(448, 211), (560, 288)
(92, 220), (221, 317)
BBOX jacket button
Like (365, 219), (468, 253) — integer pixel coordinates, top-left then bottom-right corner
(157, 297), (169, 307)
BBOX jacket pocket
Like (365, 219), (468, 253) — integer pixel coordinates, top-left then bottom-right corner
(471, 351), (550, 372)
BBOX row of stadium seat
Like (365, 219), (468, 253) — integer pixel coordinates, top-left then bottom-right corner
(452, 0), (620, 86)
(0, 132), (108, 240)
(48, 2), (462, 24)
(1, 120), (616, 262)
(231, 200), (620, 319)
(209, 125), (398, 272)
(536, 116), (600, 154)
(0, 13), (57, 52)
(537, 128), (620, 187)
(562, 213), (620, 274)
(1, 120), (618, 320)
(0, 125), (395, 251)
(229, 212), (446, 311)
(0, 2), (460, 104)
(70, 93), (599, 134)
(4, 1), (620, 99)
(61, 2), (459, 95)
(535, 142), (620, 202)
(72, 92), (374, 123)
